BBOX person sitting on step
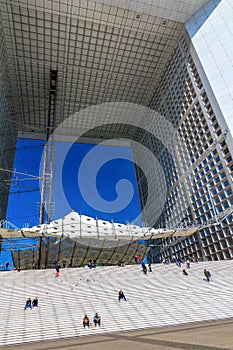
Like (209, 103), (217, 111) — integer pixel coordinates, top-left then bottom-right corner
(93, 312), (101, 327)
(32, 297), (38, 307)
(118, 289), (127, 302)
(24, 298), (32, 310)
(83, 314), (90, 328)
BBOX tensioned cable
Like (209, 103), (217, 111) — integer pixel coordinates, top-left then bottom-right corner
(0, 168), (41, 179)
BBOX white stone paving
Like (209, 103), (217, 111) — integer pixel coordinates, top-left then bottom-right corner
(0, 260), (233, 346)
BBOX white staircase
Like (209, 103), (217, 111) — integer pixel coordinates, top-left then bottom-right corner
(0, 260), (233, 346)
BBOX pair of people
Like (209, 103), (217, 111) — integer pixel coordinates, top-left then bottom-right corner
(88, 258), (96, 269)
(83, 313), (101, 328)
(24, 297), (38, 309)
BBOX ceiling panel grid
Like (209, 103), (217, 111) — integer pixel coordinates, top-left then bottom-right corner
(0, 0), (209, 139)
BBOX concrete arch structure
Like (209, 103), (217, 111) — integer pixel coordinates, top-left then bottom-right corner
(0, 0), (233, 263)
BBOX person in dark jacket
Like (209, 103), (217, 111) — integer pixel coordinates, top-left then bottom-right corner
(32, 297), (38, 307)
(118, 289), (127, 301)
(83, 314), (90, 328)
(142, 262), (147, 274)
(24, 298), (32, 310)
(204, 269), (212, 282)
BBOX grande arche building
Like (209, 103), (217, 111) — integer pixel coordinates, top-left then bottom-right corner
(0, 0), (233, 263)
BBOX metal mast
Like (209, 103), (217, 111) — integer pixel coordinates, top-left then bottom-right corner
(38, 70), (57, 268)
(40, 69), (57, 225)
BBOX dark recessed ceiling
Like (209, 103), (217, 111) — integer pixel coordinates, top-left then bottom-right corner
(0, 0), (209, 140)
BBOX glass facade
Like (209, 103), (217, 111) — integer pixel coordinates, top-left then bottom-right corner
(135, 0), (233, 262)
(187, 0), (233, 142)
(0, 16), (17, 220)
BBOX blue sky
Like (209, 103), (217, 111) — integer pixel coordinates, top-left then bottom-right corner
(6, 138), (141, 228)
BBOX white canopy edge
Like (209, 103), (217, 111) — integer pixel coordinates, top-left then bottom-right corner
(20, 211), (199, 241)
